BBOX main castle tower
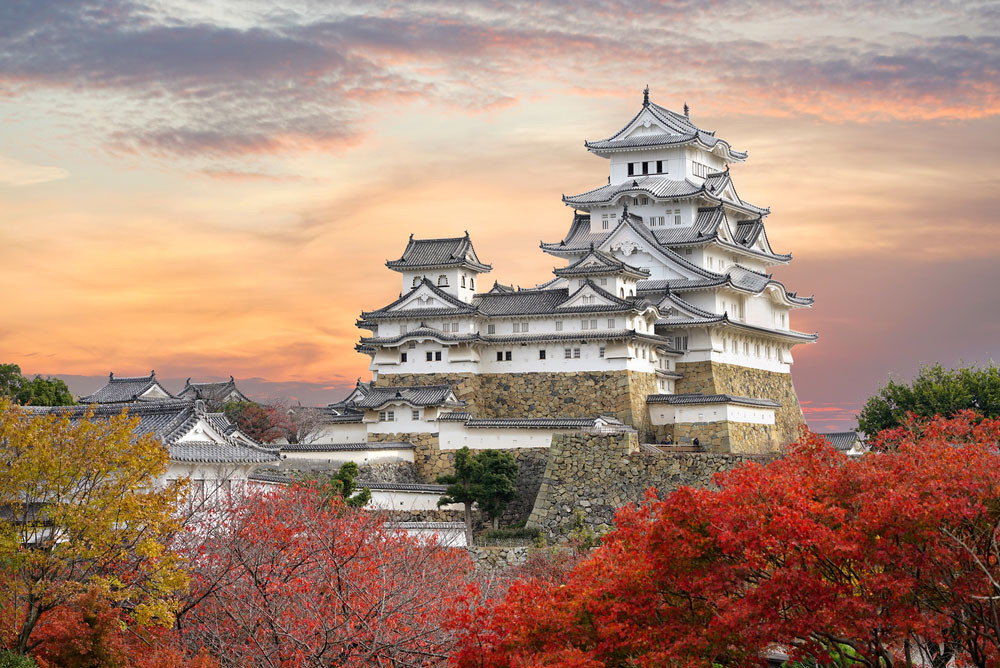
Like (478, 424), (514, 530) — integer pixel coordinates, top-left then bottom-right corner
(353, 89), (816, 451)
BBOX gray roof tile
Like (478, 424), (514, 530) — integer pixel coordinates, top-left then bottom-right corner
(646, 393), (781, 408)
(79, 371), (174, 404)
(386, 233), (491, 272)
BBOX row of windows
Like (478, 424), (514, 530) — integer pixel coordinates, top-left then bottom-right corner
(647, 209), (682, 227)
(627, 161), (667, 176)
(378, 409), (423, 422)
(411, 275), (476, 289)
(691, 161), (714, 178)
(722, 337), (781, 360)
(398, 351), (442, 363)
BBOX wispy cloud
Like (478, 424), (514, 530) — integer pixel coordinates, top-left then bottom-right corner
(0, 154), (68, 187)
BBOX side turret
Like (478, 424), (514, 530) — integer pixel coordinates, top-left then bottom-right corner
(385, 231), (491, 303)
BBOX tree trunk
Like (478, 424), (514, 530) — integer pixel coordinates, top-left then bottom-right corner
(464, 502), (473, 546)
(16, 599), (41, 655)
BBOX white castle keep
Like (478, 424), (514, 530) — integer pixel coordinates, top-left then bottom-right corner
(340, 89), (816, 454)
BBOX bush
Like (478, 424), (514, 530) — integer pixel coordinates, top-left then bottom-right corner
(479, 526), (541, 544)
(0, 651), (37, 668)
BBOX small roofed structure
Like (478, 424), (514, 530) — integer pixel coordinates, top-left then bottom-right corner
(818, 431), (867, 456)
(177, 376), (251, 408)
(386, 232), (492, 304)
(78, 371), (173, 404)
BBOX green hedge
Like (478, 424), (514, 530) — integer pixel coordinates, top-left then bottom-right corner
(0, 651), (38, 668)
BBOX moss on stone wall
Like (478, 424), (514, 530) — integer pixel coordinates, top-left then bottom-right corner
(675, 361), (806, 445)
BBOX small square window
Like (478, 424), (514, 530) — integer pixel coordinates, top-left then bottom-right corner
(487, 324), (496, 334)
(408, 341), (416, 349)
(400, 352), (407, 362)
(412, 410), (420, 420)
(539, 349), (546, 360)
(497, 351), (504, 362)
(573, 348), (581, 359)
(505, 351), (512, 361)
(564, 348), (572, 359)
(426, 352), (433, 361)
(434, 351), (442, 361)
(555, 321), (563, 331)
(607, 318), (615, 328)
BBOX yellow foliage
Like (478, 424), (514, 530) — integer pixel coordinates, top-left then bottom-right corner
(0, 399), (189, 652)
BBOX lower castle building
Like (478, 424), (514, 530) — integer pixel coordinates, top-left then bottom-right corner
(334, 90), (816, 456)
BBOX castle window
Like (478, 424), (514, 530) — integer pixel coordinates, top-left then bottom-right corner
(461, 275), (466, 288)
(437, 275), (448, 286)
(640, 197), (649, 205)
(684, 248), (692, 255)
(755, 343), (761, 357)
(673, 209), (682, 225)
(412, 277), (420, 287)
(408, 341), (416, 349)
(564, 348), (572, 359)
(607, 318), (615, 328)
(573, 348), (581, 359)
(487, 324), (496, 334)
(497, 351), (504, 361)
(602, 220), (609, 230)
(400, 352), (407, 363)
(513, 322), (519, 333)
(674, 336), (688, 351)
(505, 351), (512, 361)
(435, 351), (442, 361)
(555, 321), (563, 331)
(627, 162), (635, 176)
(656, 160), (664, 173)
(451, 322), (460, 332)
(400, 324), (408, 334)
(781, 313), (787, 328)
(744, 341), (750, 355)
(426, 352), (433, 361)
(539, 349), (546, 360)
(379, 410), (395, 422)
(412, 410), (420, 420)
(620, 288), (625, 298)
(599, 346), (605, 358)
(642, 162), (650, 175)
(470, 277), (475, 289)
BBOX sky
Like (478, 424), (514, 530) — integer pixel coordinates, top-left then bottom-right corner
(1, 0), (998, 431)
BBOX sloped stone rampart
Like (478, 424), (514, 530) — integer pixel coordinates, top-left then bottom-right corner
(527, 432), (773, 537)
(675, 361), (806, 445)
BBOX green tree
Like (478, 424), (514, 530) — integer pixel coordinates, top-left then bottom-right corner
(16, 376), (74, 406)
(437, 447), (519, 543)
(0, 364), (74, 406)
(0, 400), (187, 655)
(858, 363), (1000, 435)
(324, 461), (371, 508)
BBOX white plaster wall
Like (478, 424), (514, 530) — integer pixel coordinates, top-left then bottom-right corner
(281, 447), (414, 466)
(367, 403), (437, 434)
(648, 403), (775, 426)
(368, 490), (462, 512)
(438, 421), (575, 449)
(397, 525), (467, 547)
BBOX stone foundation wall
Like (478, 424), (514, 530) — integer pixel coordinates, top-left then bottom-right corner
(528, 431), (773, 537)
(376, 370), (658, 436)
(673, 421), (777, 454)
(466, 546), (531, 572)
(367, 432), (548, 525)
(675, 361), (806, 445)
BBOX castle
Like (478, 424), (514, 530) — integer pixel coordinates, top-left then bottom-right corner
(341, 89), (816, 455)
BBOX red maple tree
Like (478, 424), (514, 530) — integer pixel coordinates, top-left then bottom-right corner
(176, 484), (473, 667)
(453, 414), (1000, 668)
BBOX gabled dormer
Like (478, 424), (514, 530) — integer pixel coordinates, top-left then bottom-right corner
(79, 370), (174, 404)
(386, 232), (491, 303)
(557, 279), (635, 309)
(553, 246), (650, 299)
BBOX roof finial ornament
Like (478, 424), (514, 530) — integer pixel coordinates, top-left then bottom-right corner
(229, 375), (234, 382)
(409, 233), (414, 241)
(464, 230), (469, 238)
(622, 201), (629, 219)
(150, 369), (155, 378)
(683, 101), (690, 118)
(109, 371), (114, 380)
(642, 85), (649, 107)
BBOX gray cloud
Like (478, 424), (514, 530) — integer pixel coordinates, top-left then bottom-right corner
(1, 0), (996, 160)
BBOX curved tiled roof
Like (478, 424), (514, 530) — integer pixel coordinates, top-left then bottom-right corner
(280, 441), (414, 452)
(332, 383), (464, 411)
(79, 371), (174, 404)
(563, 176), (703, 206)
(818, 431), (865, 452)
(552, 248), (650, 278)
(386, 232), (491, 272)
(583, 97), (747, 160)
(646, 393), (781, 408)
(360, 278), (477, 320)
(176, 376), (249, 404)
(24, 400), (280, 465)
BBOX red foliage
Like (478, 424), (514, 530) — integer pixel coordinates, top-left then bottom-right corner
(26, 589), (217, 668)
(453, 415), (1000, 667)
(176, 484), (473, 667)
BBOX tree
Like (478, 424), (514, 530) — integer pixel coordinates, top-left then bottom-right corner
(858, 363), (1000, 435)
(437, 448), (518, 543)
(0, 400), (187, 655)
(0, 365), (73, 407)
(221, 400), (290, 443)
(322, 461), (371, 508)
(453, 415), (1000, 668)
(176, 485), (471, 667)
(284, 405), (328, 445)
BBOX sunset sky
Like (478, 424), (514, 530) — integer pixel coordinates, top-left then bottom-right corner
(2, 0), (998, 430)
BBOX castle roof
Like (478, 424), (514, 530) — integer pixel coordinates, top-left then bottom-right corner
(552, 247), (650, 279)
(583, 92), (747, 161)
(331, 382), (465, 412)
(818, 431), (866, 452)
(24, 400), (280, 464)
(646, 393), (781, 408)
(386, 232), (491, 272)
(176, 376), (250, 405)
(79, 371), (174, 404)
